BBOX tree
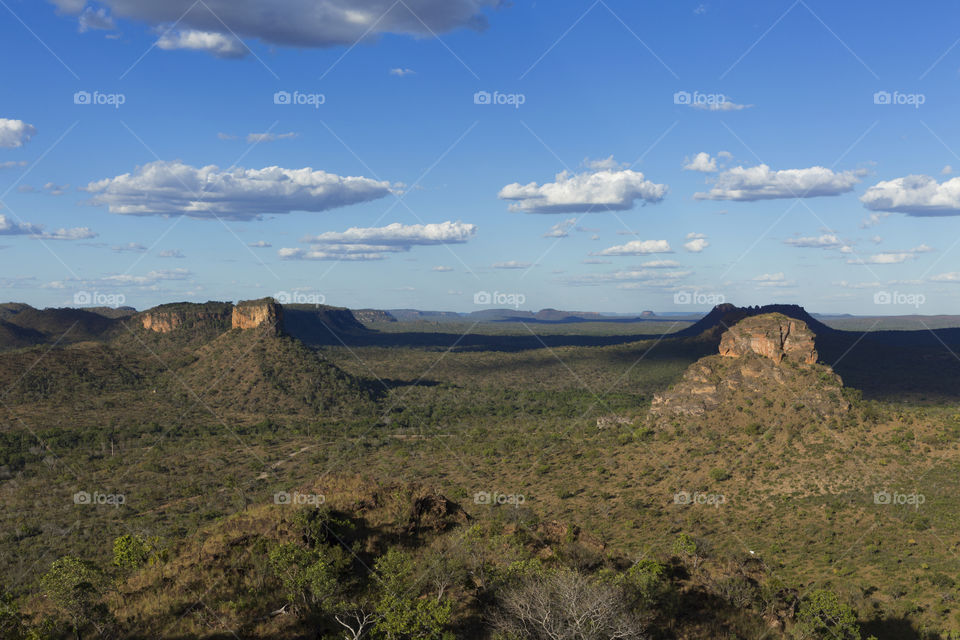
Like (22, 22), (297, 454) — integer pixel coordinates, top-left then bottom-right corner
(112, 535), (150, 574)
(39, 557), (109, 640)
(268, 542), (348, 614)
(792, 589), (861, 640)
(490, 567), (647, 640)
(373, 549), (452, 640)
(0, 589), (28, 640)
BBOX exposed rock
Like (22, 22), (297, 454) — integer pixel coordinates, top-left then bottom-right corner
(650, 313), (848, 424)
(232, 298), (284, 334)
(596, 415), (634, 429)
(352, 308), (397, 324)
(719, 313), (817, 364)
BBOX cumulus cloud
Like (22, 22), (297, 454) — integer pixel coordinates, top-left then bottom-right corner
(691, 99), (752, 111)
(432, 265), (453, 272)
(389, 67), (415, 76)
(156, 29), (247, 57)
(567, 268), (691, 288)
(683, 235), (709, 252)
(847, 252), (914, 265)
(0, 215), (96, 240)
(499, 166), (667, 213)
(282, 221), (476, 260)
(543, 217), (577, 238)
(49, 0), (499, 53)
(158, 249), (185, 258)
(683, 152), (718, 172)
(694, 164), (864, 201)
(248, 240), (272, 248)
(592, 239), (672, 256)
(0, 160), (27, 170)
(860, 212), (890, 228)
(0, 119), (36, 148)
(640, 259), (681, 268)
(492, 260), (532, 269)
(84, 160), (393, 220)
(35, 227), (98, 240)
(860, 175), (960, 216)
(112, 242), (147, 253)
(0, 215), (42, 235)
(99, 268), (191, 287)
(931, 272), (960, 283)
(784, 233), (844, 248)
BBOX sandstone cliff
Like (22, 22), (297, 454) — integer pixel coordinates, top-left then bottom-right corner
(650, 313), (848, 425)
(138, 302), (233, 334)
(232, 298), (284, 334)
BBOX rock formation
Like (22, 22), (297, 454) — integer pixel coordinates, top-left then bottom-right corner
(718, 314), (818, 364)
(650, 313), (848, 424)
(232, 299), (284, 334)
(138, 302), (233, 334)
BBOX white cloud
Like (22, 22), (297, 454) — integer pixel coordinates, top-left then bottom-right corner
(0, 214), (42, 235)
(592, 239), (672, 256)
(694, 164), (864, 201)
(543, 217), (577, 238)
(581, 258), (611, 264)
(247, 132), (298, 143)
(158, 249), (185, 258)
(0, 119), (36, 148)
(847, 252), (914, 265)
(492, 260), (532, 269)
(753, 272), (795, 287)
(639, 259), (681, 268)
(567, 268), (691, 288)
(84, 160), (393, 220)
(582, 156), (625, 171)
(112, 242), (147, 253)
(44, 182), (69, 196)
(499, 166), (667, 213)
(49, 0), (498, 52)
(683, 237), (709, 252)
(432, 265), (453, 272)
(217, 132), (238, 141)
(78, 6), (115, 32)
(683, 152), (717, 172)
(931, 272), (960, 283)
(860, 175), (960, 216)
(156, 29), (247, 58)
(389, 67), (415, 76)
(35, 227), (98, 240)
(282, 221), (476, 260)
(943, 165), (953, 175)
(784, 233), (844, 248)
(690, 99), (752, 111)
(860, 212), (890, 228)
(0, 160), (27, 169)
(248, 240), (272, 248)
(912, 243), (934, 253)
(99, 268), (191, 286)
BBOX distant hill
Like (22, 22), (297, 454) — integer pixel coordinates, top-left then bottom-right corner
(674, 303), (835, 340)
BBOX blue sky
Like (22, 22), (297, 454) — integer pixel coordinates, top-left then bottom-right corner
(2, 0), (960, 314)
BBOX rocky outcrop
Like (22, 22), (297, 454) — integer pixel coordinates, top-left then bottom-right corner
(352, 309), (397, 324)
(650, 314), (848, 423)
(718, 313), (817, 364)
(138, 303), (232, 334)
(232, 299), (284, 334)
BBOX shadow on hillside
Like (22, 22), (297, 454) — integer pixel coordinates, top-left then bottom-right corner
(861, 616), (925, 639)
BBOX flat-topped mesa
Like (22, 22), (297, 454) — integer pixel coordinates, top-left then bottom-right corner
(718, 313), (818, 365)
(138, 302), (233, 334)
(232, 298), (284, 334)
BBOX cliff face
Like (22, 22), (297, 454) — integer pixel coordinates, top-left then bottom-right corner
(137, 302), (267, 334)
(352, 309), (397, 324)
(718, 313), (817, 365)
(650, 313), (848, 424)
(232, 300), (284, 334)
